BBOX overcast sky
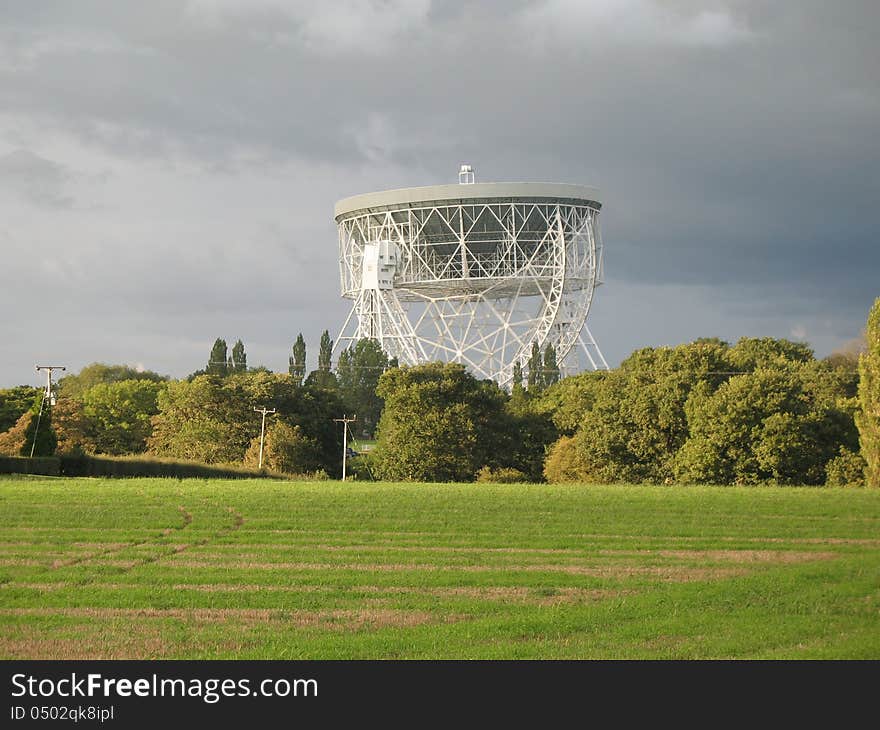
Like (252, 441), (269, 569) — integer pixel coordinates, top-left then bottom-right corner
(1, 0), (878, 387)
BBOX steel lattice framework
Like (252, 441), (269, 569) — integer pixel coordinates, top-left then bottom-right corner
(334, 179), (608, 387)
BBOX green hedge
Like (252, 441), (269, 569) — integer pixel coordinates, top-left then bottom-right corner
(0, 456), (61, 476)
(58, 454), (281, 479)
(0, 454), (283, 479)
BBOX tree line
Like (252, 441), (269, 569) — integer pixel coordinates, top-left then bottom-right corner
(1, 297), (878, 486)
(0, 332), (393, 478)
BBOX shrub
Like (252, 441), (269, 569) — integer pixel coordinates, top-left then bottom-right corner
(543, 436), (588, 483)
(475, 466), (529, 483)
(345, 454), (375, 481)
(825, 447), (866, 487)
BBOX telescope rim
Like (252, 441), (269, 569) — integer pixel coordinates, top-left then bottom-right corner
(334, 182), (601, 220)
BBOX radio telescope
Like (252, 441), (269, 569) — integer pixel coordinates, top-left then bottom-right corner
(333, 166), (608, 387)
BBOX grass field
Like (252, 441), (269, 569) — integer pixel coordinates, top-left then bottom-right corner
(1, 476), (879, 659)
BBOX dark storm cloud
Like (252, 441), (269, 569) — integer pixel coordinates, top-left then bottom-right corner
(0, 0), (878, 384)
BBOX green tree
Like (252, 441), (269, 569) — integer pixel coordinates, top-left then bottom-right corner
(52, 397), (93, 455)
(319, 330), (333, 371)
(0, 386), (41, 432)
(528, 336), (860, 486)
(825, 447), (866, 487)
(728, 337), (814, 370)
(231, 340), (247, 373)
(148, 370), (343, 472)
(576, 340), (734, 483)
(289, 333), (307, 386)
(371, 363), (509, 482)
(336, 338), (390, 437)
(337, 347), (351, 382)
(306, 330), (338, 390)
(674, 361), (856, 485)
(856, 297), (880, 487)
(57, 364), (165, 400)
(536, 370), (607, 436)
(147, 376), (253, 463)
(505, 368), (559, 481)
(80, 380), (164, 455)
(238, 370), (344, 474)
(544, 435), (588, 483)
(527, 342), (542, 391)
(511, 360), (524, 400)
(285, 383), (345, 475)
(543, 343), (560, 387)
(504, 401), (557, 481)
(207, 339), (229, 376)
(244, 421), (322, 474)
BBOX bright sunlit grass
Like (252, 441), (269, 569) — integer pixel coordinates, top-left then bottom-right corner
(1, 477), (878, 659)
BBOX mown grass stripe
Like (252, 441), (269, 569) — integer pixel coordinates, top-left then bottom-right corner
(1, 478), (878, 659)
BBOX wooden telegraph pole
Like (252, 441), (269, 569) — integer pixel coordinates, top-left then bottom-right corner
(333, 414), (357, 481)
(253, 406), (276, 469)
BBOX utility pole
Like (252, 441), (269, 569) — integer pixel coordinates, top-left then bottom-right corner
(333, 414), (357, 481)
(36, 365), (66, 405)
(253, 406), (276, 469)
(30, 365), (65, 458)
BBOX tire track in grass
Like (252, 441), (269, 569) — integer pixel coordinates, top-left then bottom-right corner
(48, 505), (193, 570)
(115, 504), (245, 572)
(47, 499), (245, 573)
(5, 502), (246, 610)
